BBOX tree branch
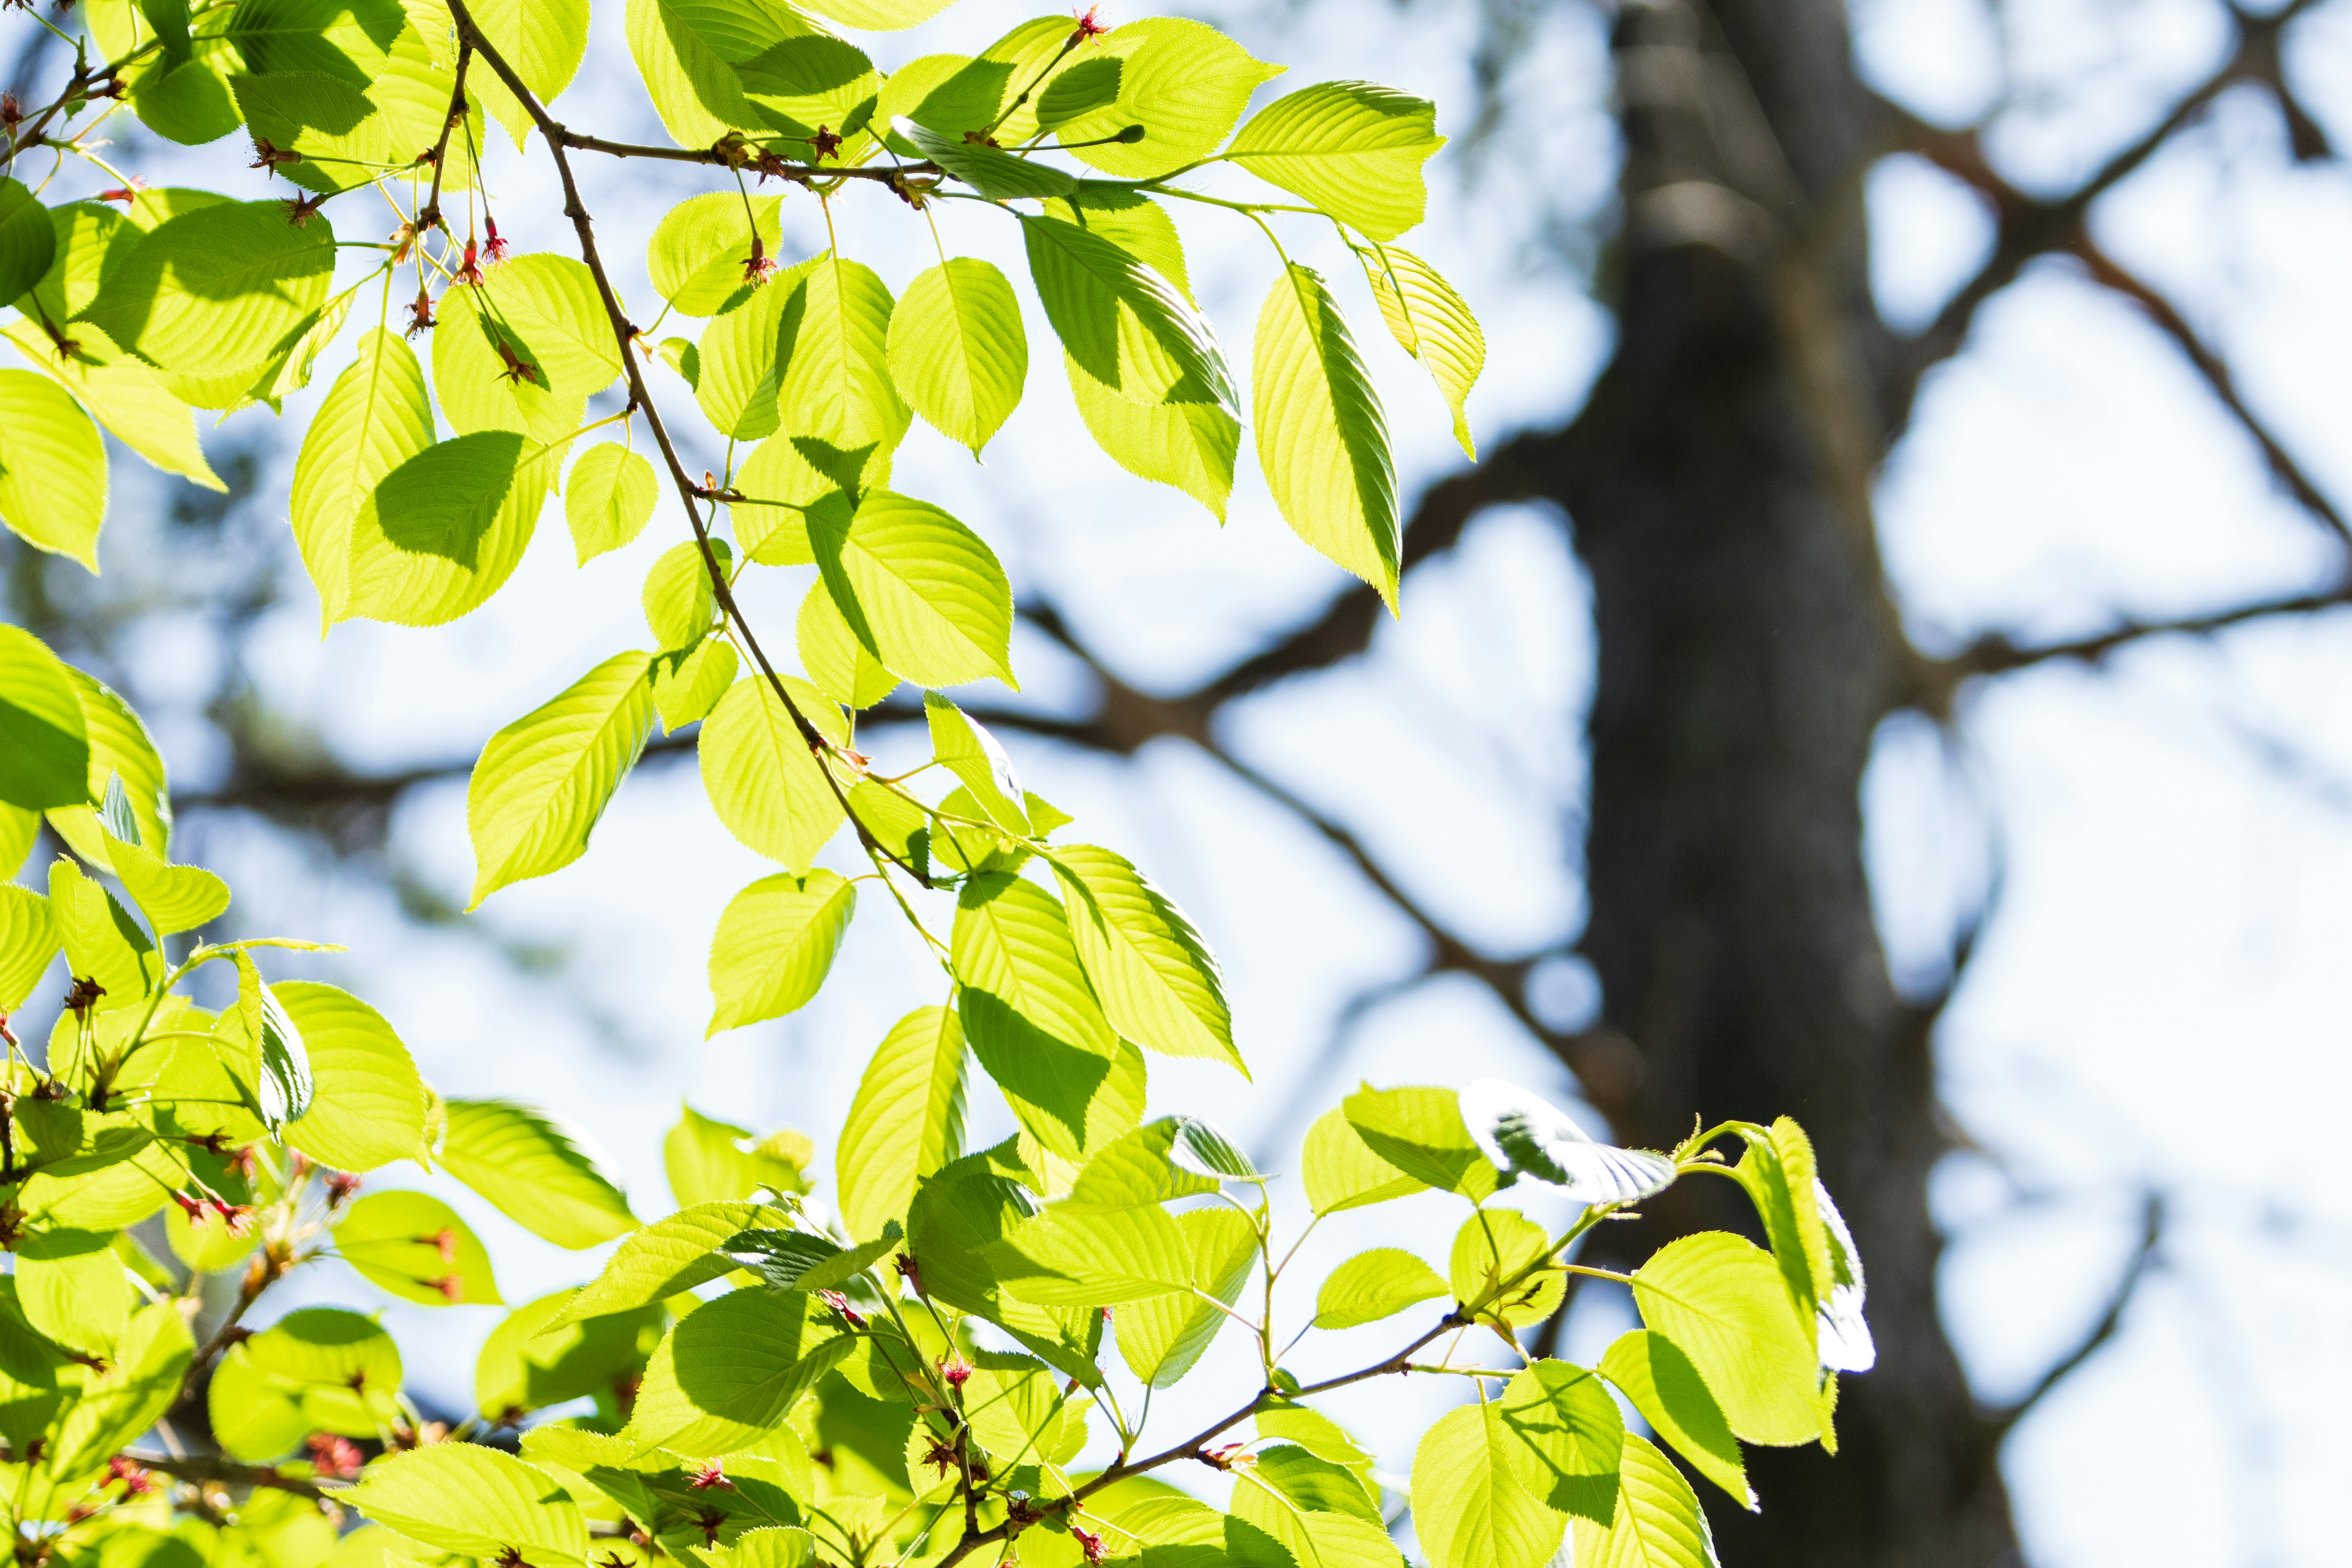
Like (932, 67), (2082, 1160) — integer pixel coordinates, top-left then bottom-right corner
(1986, 1189), (2164, 1434)
(121, 1450), (343, 1501)
(1879, 0), (2326, 428)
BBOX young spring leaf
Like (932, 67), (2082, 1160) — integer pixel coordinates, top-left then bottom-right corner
(1113, 1205), (1256, 1387)
(107, 835), (230, 937)
(0, 886), (58, 1014)
(666, 1103), (812, 1207)
(926, 692), (1027, 831)
(565, 442), (659, 564)
(45, 662), (173, 872)
(434, 254), (619, 443)
(290, 328), (434, 628)
(887, 256), (1028, 455)
(1065, 351), (1238, 521)
(440, 1098), (639, 1248)
(347, 1446), (589, 1562)
(467, 0), (592, 148)
(697, 271), (794, 442)
(475, 1291), (664, 1423)
(1458, 1079), (1674, 1204)
(1341, 1083), (1497, 1200)
(990, 1202), (1194, 1306)
(835, 1005), (968, 1242)
(15, 1229), (130, 1356)
(334, 1189), (503, 1305)
(1313, 1247), (1449, 1330)
(1022, 213), (1237, 415)
(1359, 243), (1484, 459)
(0, 319), (224, 496)
(1411, 1400), (1573, 1568)
(622, 1288), (856, 1457)
(903, 118), (1078, 199)
(1054, 18), (1285, 180)
(778, 257), (910, 466)
(653, 638), (741, 731)
(0, 625), (92, 813)
(1224, 81), (1444, 241)
(47, 856), (159, 1011)
(466, 650), (658, 907)
(1047, 845), (1239, 1072)
(83, 200), (337, 390)
(643, 540), (725, 652)
(1573, 1433), (1722, 1568)
(811, 491), (1016, 689)
(341, 431), (562, 627)
(1449, 1207), (1564, 1328)
(276, 981), (429, 1172)
(551, 1200), (785, 1326)
(0, 369), (107, 571)
(1495, 1360), (1626, 1526)
(1254, 264), (1400, 611)
(1596, 1329), (1751, 1510)
(1629, 1232), (1833, 1448)
(796, 578), (898, 709)
(0, 176), (56, 306)
(1232, 1447), (1395, 1568)
(698, 674), (848, 873)
(45, 1299), (193, 1478)
(952, 871), (1144, 1161)
(706, 869), (858, 1036)
(649, 190), (786, 317)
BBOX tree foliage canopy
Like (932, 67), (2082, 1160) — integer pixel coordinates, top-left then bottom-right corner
(0, 2), (1866, 1566)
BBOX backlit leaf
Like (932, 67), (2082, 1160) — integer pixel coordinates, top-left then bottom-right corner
(1411, 1400), (1570, 1568)
(277, 982), (430, 1173)
(888, 257), (1027, 454)
(0, 626), (91, 813)
(1630, 1232), (1831, 1448)
(837, 1005), (968, 1242)
(707, 869), (858, 1036)
(1048, 844), (1240, 1072)
(347, 1446), (588, 1562)
(698, 674), (849, 872)
(812, 491), (1016, 689)
(1254, 263), (1399, 611)
(1226, 81), (1443, 241)
(334, 1189), (502, 1305)
(566, 442), (660, 564)
(291, 328), (434, 628)
(1572, 1434), (1721, 1568)
(1359, 243), (1483, 459)
(467, 650), (658, 907)
(1596, 1330), (1751, 1511)
(0, 369), (107, 571)
(442, 1098), (639, 1248)
(1313, 1248), (1447, 1330)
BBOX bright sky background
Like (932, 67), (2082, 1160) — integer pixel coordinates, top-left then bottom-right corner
(11, 0), (2352, 1563)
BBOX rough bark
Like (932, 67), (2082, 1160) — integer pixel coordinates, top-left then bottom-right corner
(1561, 2), (2015, 1562)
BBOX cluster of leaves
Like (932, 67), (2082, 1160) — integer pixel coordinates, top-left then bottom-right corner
(1, 1), (1861, 1566)
(0, 632), (1871, 1568)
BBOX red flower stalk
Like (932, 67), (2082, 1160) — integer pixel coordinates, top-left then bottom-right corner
(941, 1351), (971, 1390)
(1069, 1523), (1106, 1566)
(482, 214), (510, 265)
(306, 1433), (364, 1480)
(209, 1199), (256, 1237)
(404, 288), (435, 338)
(815, 1289), (865, 1328)
(689, 1460), (733, 1491)
(454, 238), (484, 287)
(325, 1170), (362, 1207)
(173, 1191), (209, 1225)
(426, 1273), (464, 1302)
(1072, 6), (1107, 39)
(809, 124), (843, 160)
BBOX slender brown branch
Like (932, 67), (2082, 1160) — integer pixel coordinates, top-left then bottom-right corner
(559, 129), (940, 184)
(2066, 233), (2351, 545)
(417, 37), (472, 231)
(439, 0), (932, 887)
(1986, 1190), (2163, 1434)
(121, 1450), (342, 1500)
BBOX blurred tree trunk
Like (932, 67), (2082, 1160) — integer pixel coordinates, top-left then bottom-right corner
(1563, 2), (2015, 1562)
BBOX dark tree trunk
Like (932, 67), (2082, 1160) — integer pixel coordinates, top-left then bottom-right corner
(1560, 2), (2015, 1562)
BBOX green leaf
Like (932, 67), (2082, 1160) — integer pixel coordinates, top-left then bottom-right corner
(468, 0), (590, 148)
(888, 257), (1027, 455)
(342, 429), (561, 627)
(665, 1103), (810, 1208)
(644, 539), (725, 652)
(1233, 1457), (1397, 1568)
(905, 1149), (1104, 1383)
(738, 34), (883, 160)
(1629, 1232), (1831, 1448)
(0, 804), (35, 880)
(1449, 1207), (1564, 1328)
(707, 869), (858, 1036)
(1597, 1330), (1751, 1511)
(1341, 1083), (1497, 1200)
(725, 1219), (900, 1292)
(434, 254), (620, 443)
(698, 673), (848, 872)
(0, 626), (91, 812)
(624, 1287), (855, 1457)
(1021, 213), (1237, 413)
(697, 269), (794, 441)
(0, 887), (57, 1014)
(624, 0), (828, 146)
(926, 691), (1027, 830)
(731, 429), (875, 567)
(836, 1005), (968, 1242)
(47, 856), (160, 1011)
(292, 328), (434, 627)
(476, 1290), (663, 1423)
(1225, 81), (1444, 241)
(0, 178), (55, 306)
(653, 637), (741, 731)
(873, 51), (999, 153)
(225, 0), (406, 83)
(1572, 1434), (1721, 1568)
(1460, 1079), (1674, 1205)
(1114, 1205), (1256, 1387)
(1065, 352), (1237, 522)
(1313, 1248), (1447, 1330)
(565, 442), (659, 563)
(15, 1229), (129, 1355)
(233, 49), (482, 200)
(778, 256), (910, 460)
(1359, 243), (1482, 459)
(0, 369), (107, 571)
(991, 1202), (1193, 1306)
(1048, 844), (1240, 1072)
(1058, 1117), (1224, 1213)
(85, 200), (337, 382)
(46, 1300), (192, 1477)
(1055, 18), (1284, 180)
(107, 834), (230, 935)
(902, 118), (1077, 200)
(1254, 263), (1399, 611)
(45, 663), (173, 872)
(649, 190), (786, 317)
(442, 1098), (639, 1248)
(1411, 1400), (1572, 1568)
(334, 1189), (503, 1305)
(467, 649), (658, 907)
(553, 1200), (785, 1325)
(952, 870), (1144, 1161)
(812, 491), (1016, 689)
(0, 319), (224, 494)
(797, 578), (897, 709)
(1495, 1360), (1625, 1525)
(228, 950), (314, 1128)
(347, 1446), (589, 1562)
(797, 0), (952, 29)
(1046, 184), (1193, 298)
(222, 1306), (404, 1446)
(277, 981), (429, 1172)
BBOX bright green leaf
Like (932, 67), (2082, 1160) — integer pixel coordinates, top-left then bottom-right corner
(1411, 1400), (1572, 1568)
(649, 190), (786, 317)
(469, 0), (591, 148)
(552, 1200), (785, 1326)
(1021, 212), (1236, 413)
(1597, 1329), (1751, 1511)
(812, 490), (1016, 689)
(467, 650), (657, 907)
(290, 328), (434, 628)
(1341, 1084), (1497, 1200)
(1057, 18), (1284, 180)
(566, 442), (659, 564)
(1225, 81), (1443, 241)
(1114, 1204), (1256, 1388)
(0, 886), (57, 1013)
(347, 1445), (589, 1562)
(706, 868), (857, 1036)
(442, 1098), (639, 1248)
(342, 430), (562, 627)
(698, 673), (848, 873)
(796, 577), (897, 709)
(334, 1189), (502, 1305)
(1572, 1434), (1721, 1568)
(1314, 1248), (1447, 1330)
(665, 1102), (811, 1208)
(1254, 263), (1399, 611)
(644, 539), (725, 652)
(1049, 844), (1240, 1073)
(0, 626), (91, 813)
(836, 1005), (968, 1242)
(0, 369), (107, 571)
(1629, 1232), (1831, 1449)
(277, 982), (429, 1172)
(888, 257), (1027, 454)
(624, 1287), (854, 1457)
(1359, 243), (1482, 459)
